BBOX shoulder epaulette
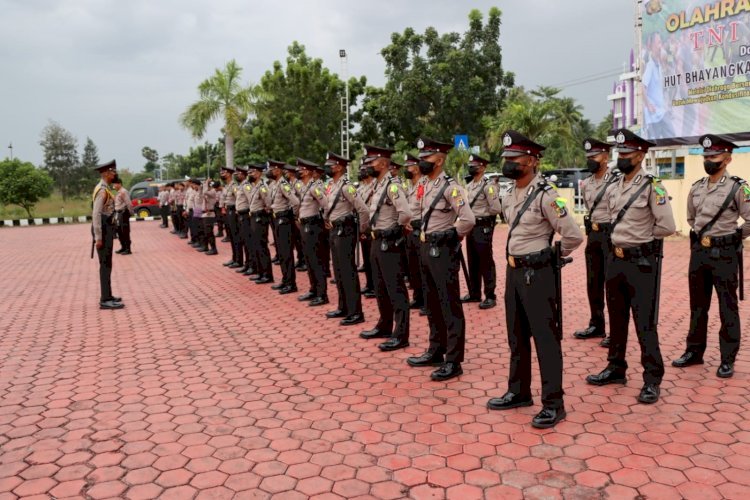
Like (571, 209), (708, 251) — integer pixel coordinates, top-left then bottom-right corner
(693, 177), (707, 186)
(645, 173), (657, 181)
(444, 174), (454, 182)
(731, 176), (746, 185)
(539, 181), (554, 192)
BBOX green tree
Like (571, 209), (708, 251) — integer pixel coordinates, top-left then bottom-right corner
(0, 159), (54, 218)
(484, 86), (589, 169)
(355, 8), (514, 148)
(180, 60), (257, 170)
(39, 120), (79, 200)
(72, 137), (100, 197)
(595, 112), (614, 140)
(236, 42), (366, 164)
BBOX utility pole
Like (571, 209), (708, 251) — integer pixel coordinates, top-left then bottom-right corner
(339, 50), (350, 164)
(8, 142), (13, 161)
(206, 142), (211, 179)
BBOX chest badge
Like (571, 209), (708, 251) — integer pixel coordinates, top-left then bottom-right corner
(701, 236), (712, 248)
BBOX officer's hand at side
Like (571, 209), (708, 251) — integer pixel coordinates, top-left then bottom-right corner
(404, 224), (413, 233)
(96, 240), (103, 249)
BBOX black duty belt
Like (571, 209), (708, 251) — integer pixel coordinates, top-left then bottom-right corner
(300, 214), (323, 225)
(372, 226), (402, 240)
(507, 247), (553, 269)
(475, 216), (496, 226)
(273, 209), (293, 218)
(424, 228), (458, 246)
(590, 221), (612, 233)
(332, 215), (356, 228)
(237, 209), (250, 215)
(612, 240), (657, 261)
(410, 219), (423, 230)
(251, 210), (267, 217)
(227, 205), (236, 211)
(690, 230), (740, 249)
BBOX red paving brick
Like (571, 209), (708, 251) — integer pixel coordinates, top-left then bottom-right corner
(1, 221), (749, 499)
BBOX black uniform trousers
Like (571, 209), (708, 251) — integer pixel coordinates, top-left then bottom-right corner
(372, 236), (410, 342)
(466, 220), (497, 300)
(192, 215), (204, 247)
(405, 224), (424, 305)
(215, 205), (224, 235)
(116, 210), (131, 251)
(605, 251), (665, 385)
(321, 227), (332, 278)
(226, 207), (240, 264)
(239, 213), (253, 270)
(421, 235), (465, 363)
(330, 218), (362, 316)
(686, 245), (741, 364)
(361, 238), (375, 290)
(160, 205), (170, 227)
(273, 213), (296, 287)
(97, 215), (115, 302)
(171, 207), (179, 232)
(505, 261), (563, 408)
(301, 218), (327, 297)
(175, 205), (184, 235)
(584, 229), (611, 332)
(250, 212), (273, 279)
(293, 223), (304, 265)
(202, 216), (216, 251)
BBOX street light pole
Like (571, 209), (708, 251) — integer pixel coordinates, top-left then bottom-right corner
(339, 50), (350, 162)
(8, 142), (13, 161)
(206, 142), (211, 179)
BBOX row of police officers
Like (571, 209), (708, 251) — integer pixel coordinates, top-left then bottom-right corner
(95, 128), (748, 429)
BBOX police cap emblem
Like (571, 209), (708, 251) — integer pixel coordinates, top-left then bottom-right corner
(584, 141), (592, 151)
(702, 137), (712, 148)
(417, 139), (425, 149)
(503, 134), (512, 147)
(616, 132), (626, 144)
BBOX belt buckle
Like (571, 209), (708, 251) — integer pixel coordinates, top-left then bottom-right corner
(701, 236), (712, 248)
(420, 231), (426, 243)
(592, 222), (600, 232)
(371, 231), (376, 239)
(614, 247), (624, 259)
(508, 256), (516, 268)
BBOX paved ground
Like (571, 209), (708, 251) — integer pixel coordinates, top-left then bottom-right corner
(0, 221), (749, 500)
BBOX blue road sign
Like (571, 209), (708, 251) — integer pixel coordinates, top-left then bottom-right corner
(454, 135), (469, 150)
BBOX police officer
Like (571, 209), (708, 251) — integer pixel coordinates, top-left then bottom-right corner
(234, 165), (254, 275)
(462, 154), (502, 309)
(268, 160), (301, 295)
(404, 153), (426, 314)
(573, 139), (621, 347)
(201, 179), (219, 256)
(220, 166), (242, 268)
(247, 164), (274, 284)
(175, 182), (187, 238)
(296, 158), (329, 306)
(587, 129), (676, 404)
(286, 165), (307, 271)
(113, 176), (132, 255)
(324, 152), (371, 326)
(406, 138), (476, 381)
(158, 185), (170, 228)
(357, 162), (377, 298)
(92, 160), (124, 310)
(359, 145), (412, 351)
(672, 134), (750, 379)
(486, 131), (583, 428)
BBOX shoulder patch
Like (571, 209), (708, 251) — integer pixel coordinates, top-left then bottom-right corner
(347, 185), (357, 195)
(261, 187), (268, 194)
(552, 197), (568, 218)
(742, 183), (750, 201)
(390, 185), (399, 193)
(651, 178), (666, 196)
(244, 185), (251, 191)
(314, 187), (321, 197)
(451, 187), (459, 198)
(488, 186), (495, 195)
(283, 184), (291, 192)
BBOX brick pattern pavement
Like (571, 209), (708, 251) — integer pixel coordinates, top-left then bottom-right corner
(0, 222), (748, 500)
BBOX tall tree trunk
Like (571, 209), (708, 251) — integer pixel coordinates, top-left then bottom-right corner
(225, 134), (234, 169)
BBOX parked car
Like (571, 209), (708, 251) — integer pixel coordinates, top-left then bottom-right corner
(543, 169), (591, 196)
(485, 173), (513, 192)
(129, 179), (183, 218)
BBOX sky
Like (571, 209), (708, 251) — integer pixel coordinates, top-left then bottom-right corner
(0, 0), (636, 172)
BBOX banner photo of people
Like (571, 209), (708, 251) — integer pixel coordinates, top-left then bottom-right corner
(641, 0), (750, 145)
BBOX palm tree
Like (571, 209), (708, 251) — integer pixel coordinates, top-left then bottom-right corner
(180, 60), (256, 170)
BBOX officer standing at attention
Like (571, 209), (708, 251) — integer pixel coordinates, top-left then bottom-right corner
(406, 138), (476, 381)
(175, 182), (187, 238)
(324, 152), (370, 326)
(220, 165), (241, 268)
(463, 154), (503, 309)
(92, 160), (124, 310)
(158, 185), (170, 228)
(587, 129), (675, 404)
(359, 145), (412, 352)
(296, 158), (330, 306)
(234, 165), (253, 275)
(201, 179), (219, 256)
(573, 139), (621, 347)
(113, 176), (132, 255)
(404, 153), (426, 314)
(268, 160), (301, 295)
(672, 134), (750, 378)
(357, 162), (377, 298)
(486, 131), (583, 428)
(247, 164), (274, 284)
(287, 165), (307, 271)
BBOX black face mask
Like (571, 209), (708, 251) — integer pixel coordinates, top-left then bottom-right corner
(616, 158), (636, 175)
(467, 165), (480, 177)
(418, 160), (435, 175)
(463, 174), (473, 184)
(703, 159), (724, 175)
(502, 160), (525, 180)
(265, 170), (275, 180)
(586, 159), (603, 173)
(364, 166), (376, 178)
(404, 170), (414, 180)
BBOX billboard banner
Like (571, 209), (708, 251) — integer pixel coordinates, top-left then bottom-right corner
(641, 0), (750, 145)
